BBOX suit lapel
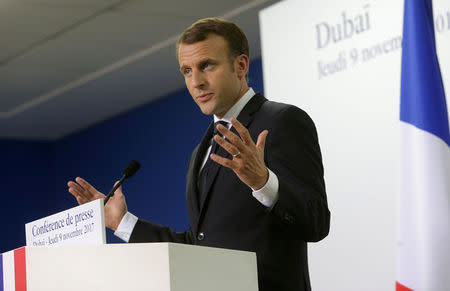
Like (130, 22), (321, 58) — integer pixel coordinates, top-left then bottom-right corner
(235, 93), (267, 128)
(199, 140), (229, 208)
(187, 122), (214, 224)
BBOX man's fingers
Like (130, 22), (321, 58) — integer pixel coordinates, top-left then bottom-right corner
(256, 130), (269, 150)
(216, 123), (245, 150)
(214, 134), (240, 157)
(112, 183), (124, 198)
(69, 188), (88, 205)
(75, 177), (96, 192)
(76, 196), (90, 205)
(67, 181), (81, 191)
(69, 185), (96, 201)
(210, 153), (236, 169)
(67, 180), (82, 189)
(230, 117), (254, 146)
(75, 197), (84, 205)
(68, 181), (86, 197)
(68, 178), (104, 200)
(68, 187), (79, 199)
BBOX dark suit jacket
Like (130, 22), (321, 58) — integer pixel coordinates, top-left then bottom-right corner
(130, 94), (330, 291)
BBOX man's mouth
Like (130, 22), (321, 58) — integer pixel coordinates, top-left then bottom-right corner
(197, 93), (213, 102)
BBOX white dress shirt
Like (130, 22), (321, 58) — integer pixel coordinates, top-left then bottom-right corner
(114, 88), (279, 242)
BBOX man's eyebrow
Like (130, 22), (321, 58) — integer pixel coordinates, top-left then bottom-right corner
(179, 64), (188, 72)
(179, 58), (217, 72)
(200, 58), (217, 65)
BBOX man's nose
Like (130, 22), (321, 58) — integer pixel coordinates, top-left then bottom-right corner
(191, 70), (206, 88)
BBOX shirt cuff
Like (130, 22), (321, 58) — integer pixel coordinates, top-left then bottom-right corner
(114, 212), (138, 242)
(251, 168), (279, 208)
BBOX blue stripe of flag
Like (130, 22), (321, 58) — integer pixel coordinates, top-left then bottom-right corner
(400, 0), (450, 146)
(0, 253), (3, 291)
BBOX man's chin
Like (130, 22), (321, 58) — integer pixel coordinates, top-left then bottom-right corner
(199, 105), (215, 116)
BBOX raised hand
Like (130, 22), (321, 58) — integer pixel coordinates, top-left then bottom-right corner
(210, 117), (269, 190)
(67, 177), (127, 231)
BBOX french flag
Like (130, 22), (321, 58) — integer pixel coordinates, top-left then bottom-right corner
(397, 0), (450, 290)
(0, 248), (27, 291)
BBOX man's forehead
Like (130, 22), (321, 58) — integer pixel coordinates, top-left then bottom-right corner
(178, 47), (228, 68)
(178, 35), (229, 62)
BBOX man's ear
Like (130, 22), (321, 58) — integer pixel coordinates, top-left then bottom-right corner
(235, 54), (249, 80)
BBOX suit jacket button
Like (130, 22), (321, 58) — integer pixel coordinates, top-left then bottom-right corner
(197, 232), (205, 241)
(284, 213), (295, 224)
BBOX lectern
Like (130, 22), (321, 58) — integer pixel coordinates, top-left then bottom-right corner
(1, 243), (258, 291)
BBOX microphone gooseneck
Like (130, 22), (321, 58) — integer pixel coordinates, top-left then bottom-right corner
(104, 160), (141, 206)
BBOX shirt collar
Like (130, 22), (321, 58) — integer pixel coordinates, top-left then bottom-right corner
(213, 88), (255, 125)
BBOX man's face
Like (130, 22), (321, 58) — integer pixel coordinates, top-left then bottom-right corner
(178, 34), (246, 118)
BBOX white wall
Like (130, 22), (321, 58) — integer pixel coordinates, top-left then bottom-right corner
(259, 0), (450, 290)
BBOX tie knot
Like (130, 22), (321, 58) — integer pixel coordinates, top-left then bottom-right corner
(214, 120), (229, 136)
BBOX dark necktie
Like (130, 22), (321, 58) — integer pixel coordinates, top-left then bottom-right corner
(198, 120), (228, 208)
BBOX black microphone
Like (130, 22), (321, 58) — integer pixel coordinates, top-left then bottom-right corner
(104, 160), (141, 205)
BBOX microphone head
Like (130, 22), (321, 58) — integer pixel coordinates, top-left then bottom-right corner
(123, 160), (141, 179)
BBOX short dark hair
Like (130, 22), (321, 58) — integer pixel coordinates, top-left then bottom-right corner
(177, 17), (250, 62)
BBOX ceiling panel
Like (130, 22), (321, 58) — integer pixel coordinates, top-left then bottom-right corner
(0, 0), (280, 140)
(0, 0), (118, 61)
(116, 0), (247, 17)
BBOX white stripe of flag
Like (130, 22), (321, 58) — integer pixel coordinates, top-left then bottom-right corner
(2, 251), (15, 291)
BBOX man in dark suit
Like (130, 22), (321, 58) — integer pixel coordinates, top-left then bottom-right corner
(68, 18), (330, 291)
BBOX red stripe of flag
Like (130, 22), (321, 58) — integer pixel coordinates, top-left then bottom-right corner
(14, 247), (27, 291)
(396, 281), (414, 291)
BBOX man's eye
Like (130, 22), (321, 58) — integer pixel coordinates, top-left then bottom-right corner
(184, 68), (192, 76)
(202, 63), (211, 69)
